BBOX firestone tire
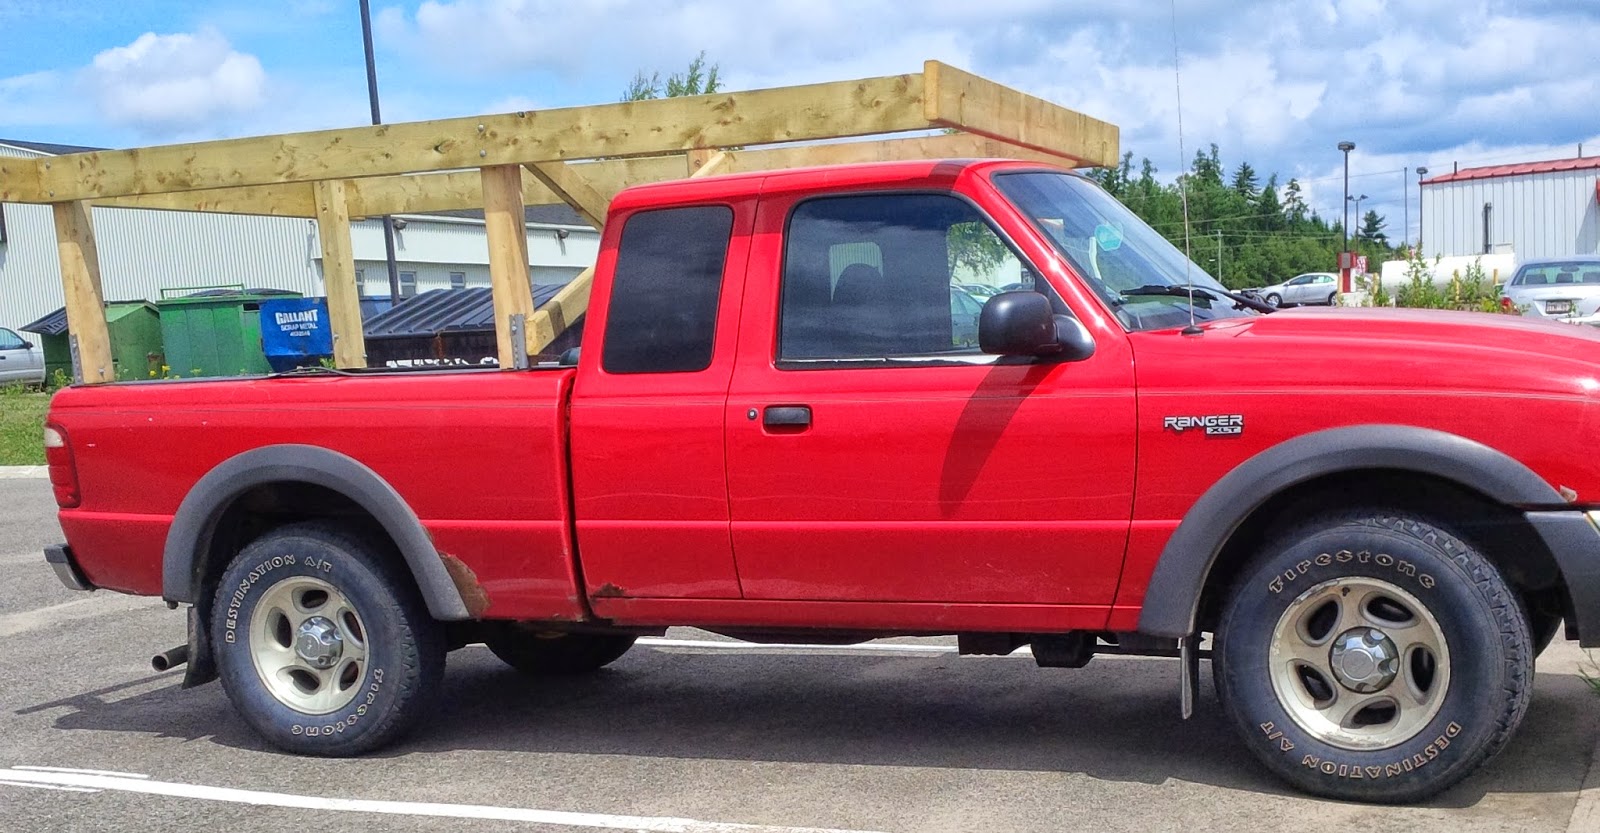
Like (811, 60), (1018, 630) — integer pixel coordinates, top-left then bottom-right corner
(1214, 514), (1532, 803)
(211, 522), (445, 756)
(485, 628), (637, 674)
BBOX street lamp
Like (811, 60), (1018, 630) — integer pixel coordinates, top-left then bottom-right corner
(1338, 141), (1355, 291)
(1415, 166), (1429, 255)
(360, 0), (402, 304)
(1348, 193), (1368, 238)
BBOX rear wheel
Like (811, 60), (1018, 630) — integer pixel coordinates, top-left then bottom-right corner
(1325, 291), (1338, 305)
(485, 626), (637, 674)
(211, 522), (444, 756)
(1214, 513), (1532, 803)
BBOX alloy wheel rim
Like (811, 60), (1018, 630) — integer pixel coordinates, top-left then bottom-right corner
(248, 575), (369, 715)
(1268, 576), (1450, 751)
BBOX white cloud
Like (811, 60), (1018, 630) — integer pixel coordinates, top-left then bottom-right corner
(84, 28), (266, 134)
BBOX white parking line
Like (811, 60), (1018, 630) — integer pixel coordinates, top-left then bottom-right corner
(0, 767), (887, 833)
(0, 779), (99, 793)
(13, 765), (150, 779)
(0, 595), (155, 639)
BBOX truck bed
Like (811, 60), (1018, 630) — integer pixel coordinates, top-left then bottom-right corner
(49, 368), (583, 620)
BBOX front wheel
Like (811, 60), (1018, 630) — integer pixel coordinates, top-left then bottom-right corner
(1214, 514), (1532, 803)
(211, 522), (445, 756)
(1265, 292), (1282, 307)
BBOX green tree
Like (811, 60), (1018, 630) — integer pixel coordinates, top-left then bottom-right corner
(622, 51), (722, 101)
(1230, 162), (1259, 201)
(1359, 209), (1388, 244)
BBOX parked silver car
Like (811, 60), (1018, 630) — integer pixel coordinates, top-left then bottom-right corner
(0, 328), (44, 385)
(1255, 272), (1339, 307)
(1499, 257), (1600, 323)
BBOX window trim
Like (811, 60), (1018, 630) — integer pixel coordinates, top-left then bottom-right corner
(449, 271), (467, 290)
(774, 188), (1063, 371)
(399, 270), (418, 298)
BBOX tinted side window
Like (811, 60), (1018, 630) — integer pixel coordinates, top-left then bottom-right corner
(0, 329), (24, 350)
(780, 194), (1023, 361)
(602, 206), (733, 374)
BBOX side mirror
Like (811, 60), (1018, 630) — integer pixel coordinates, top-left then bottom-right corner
(978, 291), (1094, 361)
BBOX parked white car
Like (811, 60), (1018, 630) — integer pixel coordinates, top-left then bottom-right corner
(1498, 257), (1600, 324)
(0, 328), (44, 385)
(1255, 272), (1339, 307)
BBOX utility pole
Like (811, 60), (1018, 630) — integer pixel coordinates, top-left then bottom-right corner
(1403, 167), (1409, 255)
(360, 0), (402, 304)
(1338, 141), (1355, 293)
(1415, 166), (1429, 256)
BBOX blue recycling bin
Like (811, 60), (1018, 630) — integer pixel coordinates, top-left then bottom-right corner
(260, 298), (334, 372)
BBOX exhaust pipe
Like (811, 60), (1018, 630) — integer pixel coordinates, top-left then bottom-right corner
(151, 645), (189, 672)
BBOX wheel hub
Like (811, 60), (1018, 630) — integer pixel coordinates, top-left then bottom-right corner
(1328, 626), (1399, 693)
(294, 616), (344, 669)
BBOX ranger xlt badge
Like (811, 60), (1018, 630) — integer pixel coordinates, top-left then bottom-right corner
(1164, 415), (1244, 435)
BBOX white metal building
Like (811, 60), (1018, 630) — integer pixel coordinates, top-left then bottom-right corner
(0, 139), (599, 334)
(1419, 155), (1600, 262)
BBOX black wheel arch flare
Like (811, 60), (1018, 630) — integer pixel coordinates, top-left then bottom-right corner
(161, 444), (472, 621)
(1136, 425), (1579, 639)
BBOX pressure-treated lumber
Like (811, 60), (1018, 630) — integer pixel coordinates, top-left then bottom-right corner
(481, 165), (537, 368)
(15, 72), (929, 203)
(89, 128), (1073, 219)
(311, 180), (366, 369)
(923, 61), (1118, 168)
(96, 182), (318, 217)
(50, 201), (114, 383)
(523, 163), (609, 229)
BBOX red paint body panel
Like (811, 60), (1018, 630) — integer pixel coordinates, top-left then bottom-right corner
(51, 369), (586, 620)
(44, 159), (1600, 641)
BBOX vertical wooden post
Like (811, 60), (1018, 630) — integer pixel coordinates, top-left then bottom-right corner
(312, 179), (367, 369)
(481, 164), (536, 368)
(51, 201), (114, 384)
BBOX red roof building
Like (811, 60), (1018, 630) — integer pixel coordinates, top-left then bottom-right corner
(1419, 154), (1600, 260)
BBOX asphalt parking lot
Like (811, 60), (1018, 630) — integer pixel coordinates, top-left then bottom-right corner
(0, 475), (1596, 832)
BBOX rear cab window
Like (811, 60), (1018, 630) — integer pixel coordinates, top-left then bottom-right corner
(601, 206), (735, 374)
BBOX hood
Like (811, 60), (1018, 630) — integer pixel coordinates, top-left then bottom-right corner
(1135, 306), (1600, 401)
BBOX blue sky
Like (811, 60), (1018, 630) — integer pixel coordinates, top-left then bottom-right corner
(3, 0), (1598, 242)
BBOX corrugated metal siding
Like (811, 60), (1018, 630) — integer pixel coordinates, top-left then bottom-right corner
(1422, 168), (1600, 261)
(0, 201), (319, 331)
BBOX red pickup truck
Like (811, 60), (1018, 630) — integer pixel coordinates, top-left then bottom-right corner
(41, 159), (1600, 803)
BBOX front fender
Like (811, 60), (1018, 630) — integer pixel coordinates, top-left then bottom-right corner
(1136, 425), (1564, 637)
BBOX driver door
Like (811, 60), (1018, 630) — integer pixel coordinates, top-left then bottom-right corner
(724, 190), (1137, 613)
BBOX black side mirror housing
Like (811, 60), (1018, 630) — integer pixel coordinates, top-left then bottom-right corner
(979, 291), (1094, 362)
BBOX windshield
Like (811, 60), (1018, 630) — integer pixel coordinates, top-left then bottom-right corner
(993, 171), (1255, 331)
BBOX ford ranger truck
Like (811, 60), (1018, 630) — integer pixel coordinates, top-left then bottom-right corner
(42, 159), (1600, 804)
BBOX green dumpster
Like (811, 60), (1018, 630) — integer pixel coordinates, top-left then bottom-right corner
(155, 286), (302, 378)
(21, 301), (164, 383)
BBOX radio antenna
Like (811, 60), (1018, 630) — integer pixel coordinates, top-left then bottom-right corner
(1170, 0), (1202, 336)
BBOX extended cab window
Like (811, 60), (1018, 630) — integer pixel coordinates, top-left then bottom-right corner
(602, 205), (734, 374)
(780, 194), (1025, 362)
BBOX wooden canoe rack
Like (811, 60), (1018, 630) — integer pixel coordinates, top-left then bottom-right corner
(0, 61), (1117, 382)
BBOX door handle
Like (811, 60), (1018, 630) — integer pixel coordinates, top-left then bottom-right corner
(762, 405), (811, 428)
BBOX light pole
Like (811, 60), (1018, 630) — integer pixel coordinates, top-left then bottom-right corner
(360, 0), (402, 304)
(1348, 193), (1368, 239)
(1415, 166), (1429, 256)
(1403, 166), (1409, 256)
(1338, 141), (1355, 291)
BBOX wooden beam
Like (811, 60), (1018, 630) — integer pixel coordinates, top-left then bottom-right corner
(523, 163), (609, 229)
(686, 150), (731, 177)
(481, 165), (537, 368)
(0, 154), (44, 203)
(19, 71), (929, 203)
(311, 180), (366, 369)
(923, 60), (1118, 168)
(94, 182), (317, 217)
(50, 201), (114, 384)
